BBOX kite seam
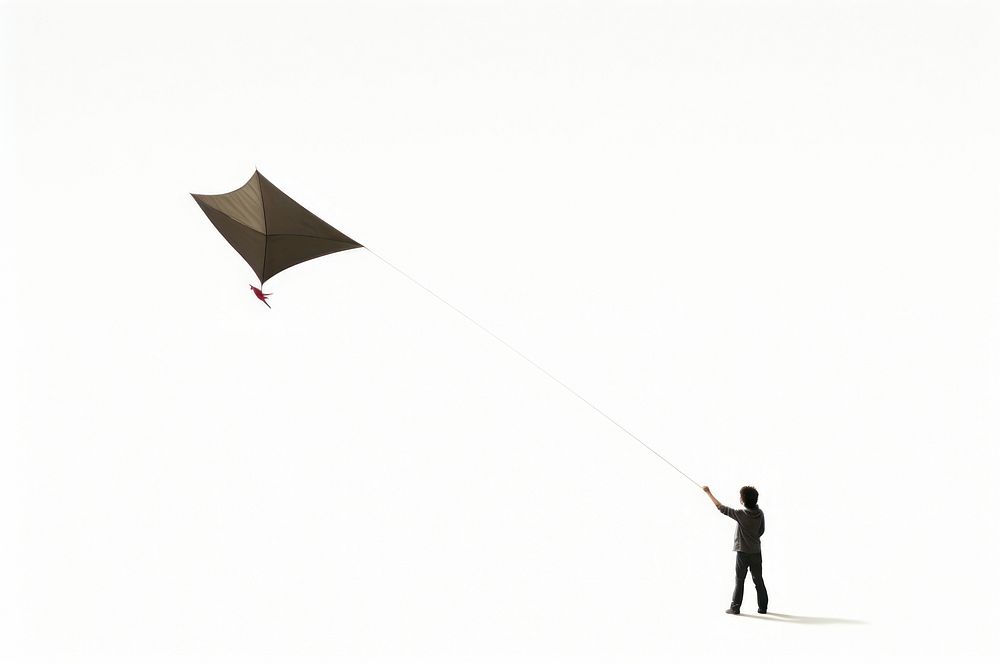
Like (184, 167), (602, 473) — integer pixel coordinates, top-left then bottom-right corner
(258, 233), (363, 243)
(258, 171), (269, 284)
(189, 213), (353, 248)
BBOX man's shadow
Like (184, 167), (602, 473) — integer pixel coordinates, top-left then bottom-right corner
(741, 612), (866, 625)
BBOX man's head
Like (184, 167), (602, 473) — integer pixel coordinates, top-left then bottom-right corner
(739, 486), (759, 509)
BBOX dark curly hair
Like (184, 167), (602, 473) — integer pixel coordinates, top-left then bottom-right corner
(740, 486), (759, 509)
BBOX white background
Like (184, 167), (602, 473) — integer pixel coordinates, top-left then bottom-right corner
(4, 1), (999, 665)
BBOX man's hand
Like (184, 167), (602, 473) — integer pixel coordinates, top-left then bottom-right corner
(703, 485), (721, 508)
(702, 486), (711, 493)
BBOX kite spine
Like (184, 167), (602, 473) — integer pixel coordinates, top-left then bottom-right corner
(257, 171), (268, 285)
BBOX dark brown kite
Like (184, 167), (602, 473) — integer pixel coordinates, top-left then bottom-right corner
(192, 171), (362, 304)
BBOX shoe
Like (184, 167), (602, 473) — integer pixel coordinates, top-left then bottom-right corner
(757, 609), (767, 614)
(726, 608), (740, 615)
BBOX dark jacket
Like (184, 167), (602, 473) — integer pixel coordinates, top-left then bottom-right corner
(719, 505), (765, 553)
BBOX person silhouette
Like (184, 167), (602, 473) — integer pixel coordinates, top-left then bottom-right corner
(703, 485), (768, 615)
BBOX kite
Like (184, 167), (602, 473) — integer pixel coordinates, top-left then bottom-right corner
(191, 171), (363, 306)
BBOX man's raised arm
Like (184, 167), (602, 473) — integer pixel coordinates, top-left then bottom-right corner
(704, 486), (737, 518)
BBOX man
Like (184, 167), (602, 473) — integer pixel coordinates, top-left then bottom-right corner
(703, 485), (768, 615)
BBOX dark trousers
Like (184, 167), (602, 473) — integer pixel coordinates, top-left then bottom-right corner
(730, 551), (768, 612)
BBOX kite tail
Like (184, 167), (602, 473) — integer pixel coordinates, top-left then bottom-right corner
(249, 283), (272, 308)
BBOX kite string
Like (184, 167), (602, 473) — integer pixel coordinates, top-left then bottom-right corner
(363, 247), (702, 489)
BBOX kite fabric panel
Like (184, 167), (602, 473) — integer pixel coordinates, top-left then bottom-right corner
(192, 171), (363, 284)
